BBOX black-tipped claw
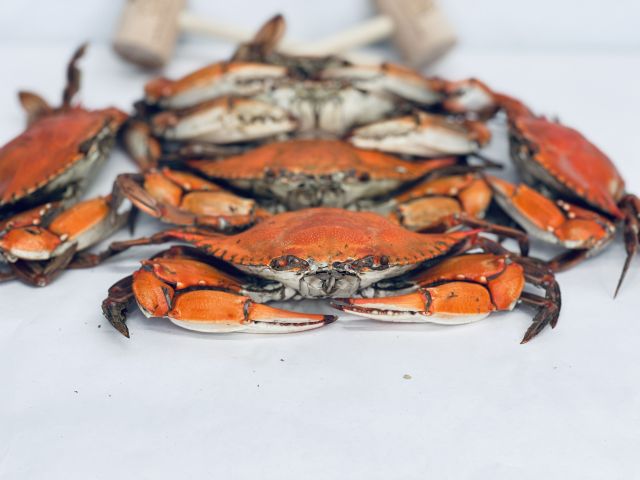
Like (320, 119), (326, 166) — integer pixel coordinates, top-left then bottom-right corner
(102, 300), (130, 338)
(102, 275), (134, 338)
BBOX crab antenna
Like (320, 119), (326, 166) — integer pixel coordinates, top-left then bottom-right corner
(62, 43), (88, 108)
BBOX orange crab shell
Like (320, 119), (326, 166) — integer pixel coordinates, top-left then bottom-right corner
(165, 208), (476, 269)
(497, 94), (625, 218)
(189, 139), (457, 182)
(0, 107), (127, 209)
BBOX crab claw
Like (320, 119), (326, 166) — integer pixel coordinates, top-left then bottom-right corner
(441, 78), (497, 117)
(332, 283), (496, 324)
(320, 63), (445, 105)
(165, 291), (336, 333)
(150, 97), (297, 144)
(349, 112), (490, 157)
(114, 171), (263, 231)
(144, 62), (288, 109)
(103, 267), (335, 336)
(121, 120), (162, 171)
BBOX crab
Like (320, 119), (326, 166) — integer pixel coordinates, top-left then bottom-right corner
(490, 93), (640, 295)
(101, 208), (560, 343)
(185, 139), (459, 210)
(126, 16), (496, 169)
(0, 195), (128, 286)
(0, 44), (127, 219)
(112, 138), (532, 244)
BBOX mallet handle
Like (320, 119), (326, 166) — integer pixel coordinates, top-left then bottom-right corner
(178, 12), (302, 54)
(296, 16), (394, 55)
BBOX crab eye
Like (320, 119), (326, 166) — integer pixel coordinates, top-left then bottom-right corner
(350, 255), (390, 271)
(351, 256), (374, 270)
(270, 255), (309, 271)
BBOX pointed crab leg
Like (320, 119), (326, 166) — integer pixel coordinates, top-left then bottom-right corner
(614, 194), (640, 297)
(17, 91), (53, 127)
(61, 43), (87, 108)
(9, 243), (78, 287)
(332, 252), (560, 343)
(102, 251), (334, 337)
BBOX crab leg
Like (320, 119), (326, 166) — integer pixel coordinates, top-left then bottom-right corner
(333, 252), (560, 343)
(615, 194), (640, 297)
(9, 243), (78, 287)
(0, 268), (17, 283)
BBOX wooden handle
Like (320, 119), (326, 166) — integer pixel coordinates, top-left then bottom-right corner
(296, 16), (394, 55)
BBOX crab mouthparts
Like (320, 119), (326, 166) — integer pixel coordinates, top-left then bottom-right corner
(299, 270), (360, 298)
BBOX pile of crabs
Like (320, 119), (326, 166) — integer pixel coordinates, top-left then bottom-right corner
(1, 17), (638, 344)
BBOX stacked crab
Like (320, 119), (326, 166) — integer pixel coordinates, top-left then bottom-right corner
(0, 45), (128, 286)
(1, 17), (638, 344)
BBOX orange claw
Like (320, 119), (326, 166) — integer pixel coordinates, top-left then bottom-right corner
(103, 247), (333, 336)
(333, 282), (496, 324)
(390, 174), (493, 231)
(332, 253), (558, 343)
(110, 267), (334, 335)
(488, 176), (615, 251)
(168, 290), (335, 333)
(0, 226), (62, 261)
(115, 169), (263, 231)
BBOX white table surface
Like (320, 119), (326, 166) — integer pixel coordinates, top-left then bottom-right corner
(1, 43), (640, 479)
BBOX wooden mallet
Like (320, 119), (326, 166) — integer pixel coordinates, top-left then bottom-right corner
(113, 0), (456, 68)
(299, 0), (457, 67)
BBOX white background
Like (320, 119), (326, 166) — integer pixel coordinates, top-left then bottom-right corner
(1, 0), (640, 51)
(1, 1), (640, 479)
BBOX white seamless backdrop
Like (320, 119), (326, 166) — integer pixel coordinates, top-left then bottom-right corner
(0, 0), (639, 50)
(1, 1), (640, 479)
